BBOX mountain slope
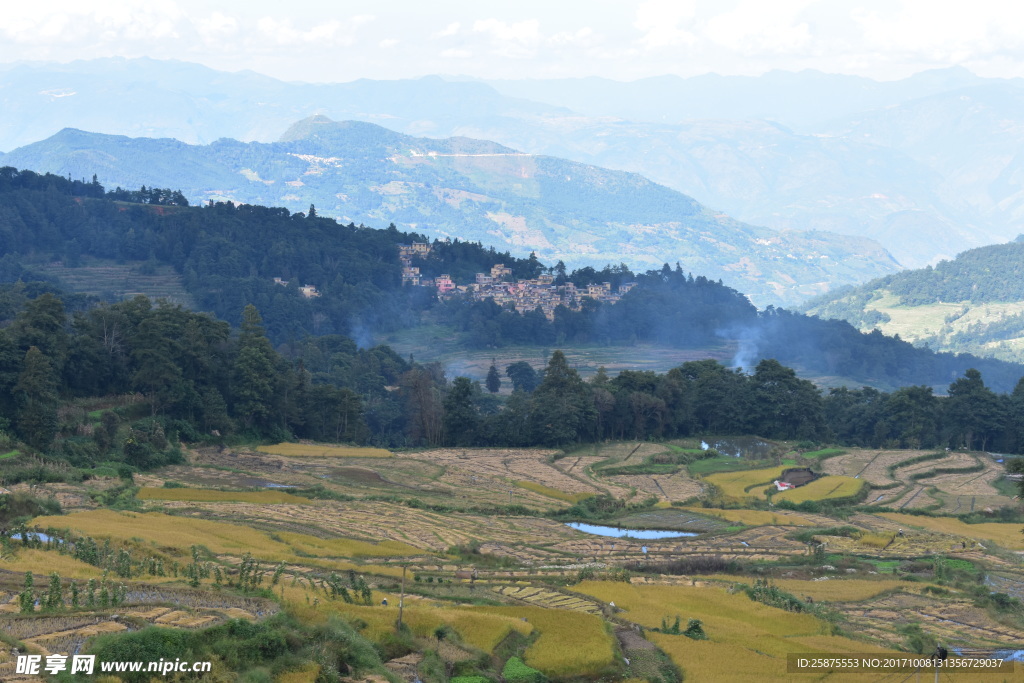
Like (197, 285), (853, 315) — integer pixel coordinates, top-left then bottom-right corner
(1, 58), (1020, 268)
(0, 118), (899, 307)
(802, 237), (1024, 363)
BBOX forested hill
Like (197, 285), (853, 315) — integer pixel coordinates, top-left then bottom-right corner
(801, 237), (1024, 364)
(0, 118), (901, 307)
(0, 166), (1021, 392)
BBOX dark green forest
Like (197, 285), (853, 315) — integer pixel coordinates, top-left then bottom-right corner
(0, 166), (1023, 486)
(0, 166), (1019, 391)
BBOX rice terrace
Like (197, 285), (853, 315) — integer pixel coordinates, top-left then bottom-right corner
(3, 437), (1024, 682)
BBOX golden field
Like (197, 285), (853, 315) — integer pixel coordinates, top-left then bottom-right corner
(136, 487), (311, 504)
(574, 582), (902, 681)
(699, 576), (915, 602)
(256, 443), (393, 458)
(774, 476), (864, 503)
(703, 466), (785, 499)
(683, 507), (819, 526)
(878, 513), (1024, 549)
(273, 531), (421, 558)
(477, 606), (615, 677)
(28, 510), (424, 566)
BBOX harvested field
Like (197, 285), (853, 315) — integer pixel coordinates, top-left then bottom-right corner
(256, 443), (393, 458)
(491, 585), (603, 613)
(605, 472), (704, 502)
(840, 591), (1024, 648)
(401, 448), (621, 509)
(136, 487), (311, 504)
(164, 499), (576, 553)
(821, 449), (930, 486)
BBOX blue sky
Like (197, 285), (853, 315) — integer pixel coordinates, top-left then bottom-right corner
(3, 1), (1024, 82)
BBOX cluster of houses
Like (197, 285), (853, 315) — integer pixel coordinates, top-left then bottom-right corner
(398, 242), (636, 320)
(272, 277), (321, 298)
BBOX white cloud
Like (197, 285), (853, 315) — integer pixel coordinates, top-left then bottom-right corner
(379, 38), (399, 48)
(197, 12), (238, 43)
(704, 0), (813, 54)
(634, 0), (697, 49)
(433, 21), (460, 38)
(441, 48), (472, 59)
(473, 18), (542, 58)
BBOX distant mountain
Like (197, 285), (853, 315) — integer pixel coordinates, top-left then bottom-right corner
(3, 58), (1022, 269)
(0, 118), (900, 307)
(481, 67), (989, 128)
(802, 237), (1024, 363)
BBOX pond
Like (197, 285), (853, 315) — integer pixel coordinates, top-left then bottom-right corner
(702, 436), (776, 458)
(566, 522), (698, 540)
(11, 532), (60, 543)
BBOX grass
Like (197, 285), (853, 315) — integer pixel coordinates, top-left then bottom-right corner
(774, 476), (864, 503)
(878, 512), (1024, 549)
(687, 456), (768, 476)
(0, 449), (20, 460)
(136, 487), (312, 504)
(514, 481), (593, 503)
(256, 443), (394, 458)
(703, 466), (785, 499)
(801, 448), (846, 459)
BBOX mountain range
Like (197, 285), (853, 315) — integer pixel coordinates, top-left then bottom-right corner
(0, 118), (898, 307)
(2, 58), (1024, 270)
(802, 237), (1024, 363)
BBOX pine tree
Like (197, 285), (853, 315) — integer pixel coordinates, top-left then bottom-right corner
(485, 361), (501, 394)
(13, 346), (59, 450)
(231, 305), (279, 432)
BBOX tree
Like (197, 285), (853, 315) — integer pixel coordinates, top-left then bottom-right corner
(13, 346), (59, 450)
(529, 351), (596, 446)
(443, 377), (479, 446)
(945, 369), (1003, 450)
(505, 361), (538, 393)
(231, 305), (280, 432)
(485, 361), (501, 394)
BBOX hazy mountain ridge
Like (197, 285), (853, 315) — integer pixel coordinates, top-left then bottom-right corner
(0, 117), (899, 307)
(2, 58), (1024, 269)
(802, 237), (1024, 362)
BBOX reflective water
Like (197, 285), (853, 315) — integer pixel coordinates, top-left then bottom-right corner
(702, 436), (775, 458)
(566, 523), (697, 539)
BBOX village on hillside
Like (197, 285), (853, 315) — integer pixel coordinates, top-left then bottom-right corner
(398, 242), (636, 320)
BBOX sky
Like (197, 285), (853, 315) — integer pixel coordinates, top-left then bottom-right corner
(3, 0), (1024, 83)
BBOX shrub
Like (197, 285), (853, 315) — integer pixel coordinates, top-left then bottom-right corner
(503, 656), (545, 683)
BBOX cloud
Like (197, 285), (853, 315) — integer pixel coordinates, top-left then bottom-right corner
(473, 18), (542, 58)
(433, 21), (460, 38)
(441, 48), (472, 59)
(256, 15), (372, 46)
(634, 0), (697, 49)
(379, 38), (399, 48)
(704, 0), (813, 54)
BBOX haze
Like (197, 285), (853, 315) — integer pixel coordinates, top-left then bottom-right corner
(5, 0), (1024, 82)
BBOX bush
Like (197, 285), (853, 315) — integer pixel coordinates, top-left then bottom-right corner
(503, 656), (545, 683)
